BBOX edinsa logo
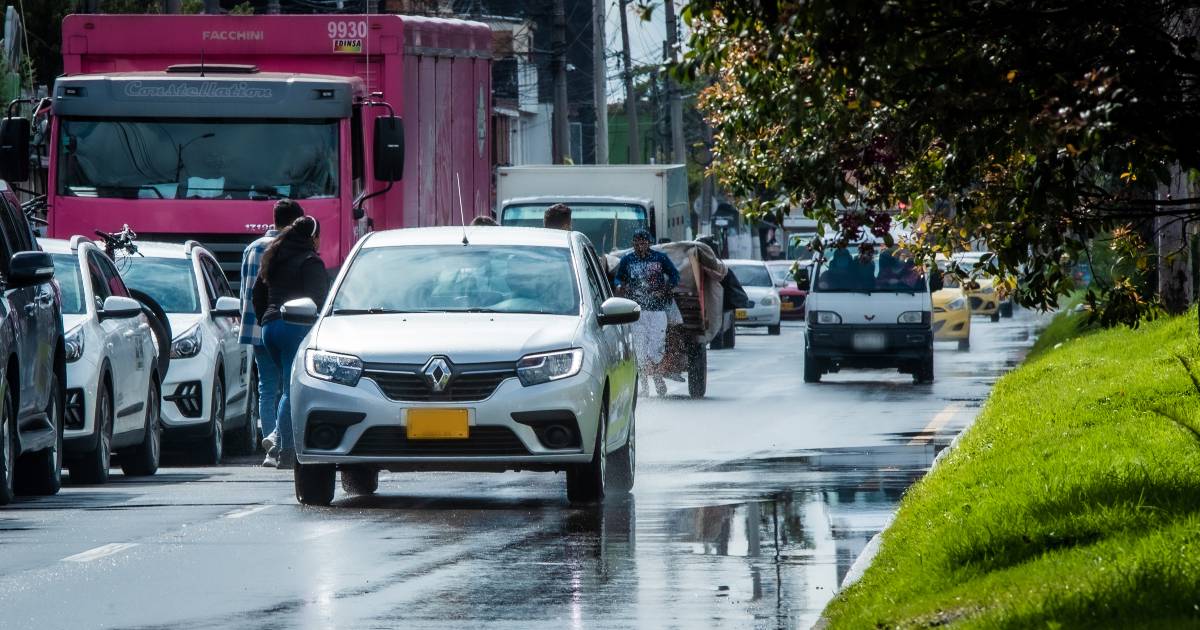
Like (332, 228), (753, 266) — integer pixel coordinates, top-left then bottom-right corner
(203, 30), (264, 41)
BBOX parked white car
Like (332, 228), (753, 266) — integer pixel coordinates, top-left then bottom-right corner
(726, 260), (782, 335)
(119, 241), (256, 464)
(284, 227), (640, 506)
(41, 237), (163, 483)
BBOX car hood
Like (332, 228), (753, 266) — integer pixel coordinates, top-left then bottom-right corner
(743, 286), (778, 301)
(313, 313), (583, 364)
(166, 313), (204, 339)
(63, 314), (87, 333)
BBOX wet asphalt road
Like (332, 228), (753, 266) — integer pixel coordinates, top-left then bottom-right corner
(0, 313), (1039, 630)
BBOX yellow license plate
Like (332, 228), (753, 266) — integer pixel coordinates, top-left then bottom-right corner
(406, 409), (469, 440)
(736, 309), (748, 320)
(780, 302), (795, 311)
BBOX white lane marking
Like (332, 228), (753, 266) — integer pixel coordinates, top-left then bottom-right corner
(908, 402), (965, 446)
(223, 504), (274, 519)
(62, 542), (139, 563)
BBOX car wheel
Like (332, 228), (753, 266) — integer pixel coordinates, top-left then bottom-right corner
(295, 462), (336, 506)
(227, 367), (259, 456)
(341, 466), (379, 496)
(199, 374), (225, 465)
(709, 332), (724, 350)
(607, 411), (635, 494)
(913, 353), (935, 384)
(804, 350), (822, 383)
(0, 384), (16, 506)
(686, 341), (707, 399)
(71, 377), (112, 485)
(121, 376), (161, 477)
(1000, 301), (1014, 318)
(17, 372), (63, 496)
(768, 323), (781, 336)
(958, 337), (971, 352)
(990, 310), (1000, 323)
(726, 323), (736, 348)
(567, 399), (607, 504)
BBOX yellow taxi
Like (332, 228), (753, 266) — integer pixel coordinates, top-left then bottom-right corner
(950, 252), (1003, 322)
(932, 278), (971, 351)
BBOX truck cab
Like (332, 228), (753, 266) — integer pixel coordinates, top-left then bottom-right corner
(803, 245), (938, 384)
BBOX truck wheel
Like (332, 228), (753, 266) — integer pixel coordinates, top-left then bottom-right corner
(726, 324), (736, 348)
(341, 466), (379, 496)
(768, 324), (781, 336)
(17, 373), (63, 496)
(686, 342), (707, 399)
(804, 350), (822, 383)
(1000, 301), (1014, 318)
(913, 353), (935, 384)
(0, 385), (16, 506)
(608, 413), (635, 494)
(709, 332), (724, 350)
(567, 401), (607, 504)
(199, 375), (225, 466)
(71, 379), (113, 485)
(958, 337), (971, 352)
(121, 376), (161, 477)
(227, 367), (259, 456)
(295, 462), (336, 506)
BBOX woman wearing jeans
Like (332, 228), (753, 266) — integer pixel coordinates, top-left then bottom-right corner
(252, 216), (328, 469)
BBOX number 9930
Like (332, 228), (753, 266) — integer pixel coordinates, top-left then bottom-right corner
(327, 21), (368, 39)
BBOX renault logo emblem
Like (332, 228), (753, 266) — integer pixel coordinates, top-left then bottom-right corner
(422, 357), (453, 393)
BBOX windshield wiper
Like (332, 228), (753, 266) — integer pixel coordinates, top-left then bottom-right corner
(332, 308), (411, 315)
(438, 308), (503, 313)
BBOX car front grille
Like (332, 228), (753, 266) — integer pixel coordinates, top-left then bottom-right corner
(349, 426), (529, 457)
(362, 362), (517, 402)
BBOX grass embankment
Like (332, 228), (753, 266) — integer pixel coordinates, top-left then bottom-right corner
(825, 310), (1200, 629)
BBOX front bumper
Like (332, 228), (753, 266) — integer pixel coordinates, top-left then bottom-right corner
(779, 294), (807, 320)
(63, 354), (100, 452)
(159, 355), (212, 435)
(933, 308), (970, 341)
(736, 304), (782, 327)
(968, 293), (999, 316)
(291, 365), (604, 471)
(806, 324), (932, 368)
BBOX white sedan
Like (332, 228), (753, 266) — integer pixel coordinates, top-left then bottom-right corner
(726, 259), (783, 335)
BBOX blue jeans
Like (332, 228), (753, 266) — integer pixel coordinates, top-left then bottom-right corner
(252, 344), (280, 442)
(262, 319), (311, 450)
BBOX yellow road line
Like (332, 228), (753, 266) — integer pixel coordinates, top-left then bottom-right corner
(908, 402), (965, 446)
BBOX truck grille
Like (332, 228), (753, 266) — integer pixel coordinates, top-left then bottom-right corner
(362, 362), (516, 402)
(349, 426), (529, 457)
(138, 233), (260, 288)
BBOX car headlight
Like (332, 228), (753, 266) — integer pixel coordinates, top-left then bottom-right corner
(760, 295), (778, 306)
(898, 311), (930, 325)
(305, 350), (363, 387)
(517, 348), (583, 386)
(809, 310), (842, 325)
(170, 324), (202, 359)
(65, 325), (85, 363)
(947, 297), (967, 311)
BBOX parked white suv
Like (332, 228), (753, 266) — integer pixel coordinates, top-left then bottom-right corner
(41, 237), (163, 483)
(119, 241), (255, 464)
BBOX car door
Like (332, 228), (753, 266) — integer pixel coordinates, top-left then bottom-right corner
(85, 250), (138, 431)
(199, 254), (245, 410)
(93, 251), (150, 433)
(0, 198), (44, 420)
(580, 243), (634, 446)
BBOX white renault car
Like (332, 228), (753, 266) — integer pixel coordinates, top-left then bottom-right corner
(726, 259), (782, 335)
(284, 227), (640, 506)
(41, 237), (163, 483)
(119, 241), (256, 464)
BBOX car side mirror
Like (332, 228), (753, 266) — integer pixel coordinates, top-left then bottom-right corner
(929, 273), (944, 292)
(6, 251), (54, 289)
(99, 295), (143, 320)
(212, 295), (241, 318)
(598, 297), (640, 326)
(0, 117), (31, 183)
(281, 297), (320, 325)
(373, 115), (405, 181)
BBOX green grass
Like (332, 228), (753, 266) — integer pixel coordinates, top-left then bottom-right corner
(824, 309), (1200, 629)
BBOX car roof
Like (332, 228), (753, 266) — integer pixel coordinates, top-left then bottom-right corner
(36, 237), (74, 255)
(363, 226), (576, 249)
(132, 241), (194, 259)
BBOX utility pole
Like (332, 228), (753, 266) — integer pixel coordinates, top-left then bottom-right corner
(592, 0), (609, 164)
(663, 0), (686, 165)
(618, 0), (641, 164)
(551, 0), (570, 164)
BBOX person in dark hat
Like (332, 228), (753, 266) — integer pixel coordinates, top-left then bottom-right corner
(614, 229), (680, 396)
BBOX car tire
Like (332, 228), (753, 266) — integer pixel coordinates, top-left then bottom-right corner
(341, 466), (379, 496)
(768, 323), (781, 336)
(804, 350), (823, 383)
(1000, 301), (1014, 318)
(607, 412), (635, 494)
(990, 310), (1000, 323)
(16, 372), (63, 496)
(199, 374), (225, 466)
(0, 384), (17, 506)
(71, 377), (113, 485)
(121, 375), (161, 477)
(958, 337), (971, 352)
(295, 462), (336, 506)
(567, 400), (607, 504)
(227, 367), (259, 456)
(726, 324), (736, 349)
(913, 353), (935, 384)
(686, 341), (707, 399)
(709, 331), (724, 350)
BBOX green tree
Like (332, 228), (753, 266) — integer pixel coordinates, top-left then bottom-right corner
(684, 1), (1200, 324)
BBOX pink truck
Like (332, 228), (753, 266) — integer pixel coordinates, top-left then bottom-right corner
(5, 13), (491, 279)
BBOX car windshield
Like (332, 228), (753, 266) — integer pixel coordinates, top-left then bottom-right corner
(333, 245), (580, 315)
(730, 264), (773, 287)
(57, 118), (338, 200)
(51, 254), (86, 315)
(120, 258), (201, 313)
(815, 248), (928, 293)
(502, 204), (648, 253)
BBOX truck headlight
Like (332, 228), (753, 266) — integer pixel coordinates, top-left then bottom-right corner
(171, 324), (202, 359)
(808, 310), (842, 325)
(65, 325), (85, 363)
(898, 311), (930, 324)
(947, 297), (966, 311)
(305, 350), (363, 387)
(517, 349), (583, 386)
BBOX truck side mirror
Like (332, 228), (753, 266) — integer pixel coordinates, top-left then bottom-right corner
(373, 116), (404, 181)
(0, 117), (31, 183)
(796, 268), (811, 291)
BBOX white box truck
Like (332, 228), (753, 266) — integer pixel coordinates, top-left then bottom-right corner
(496, 165), (691, 252)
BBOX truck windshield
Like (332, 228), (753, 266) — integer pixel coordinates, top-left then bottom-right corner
(814, 248), (928, 294)
(502, 204), (648, 253)
(57, 118), (338, 201)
